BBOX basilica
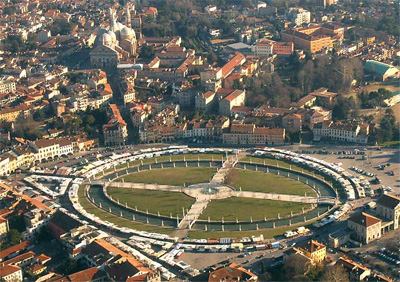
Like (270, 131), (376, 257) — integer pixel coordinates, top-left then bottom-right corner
(90, 6), (137, 68)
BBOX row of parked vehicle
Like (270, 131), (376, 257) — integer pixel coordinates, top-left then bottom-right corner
(350, 166), (375, 177)
(296, 149), (366, 155)
(374, 248), (400, 265)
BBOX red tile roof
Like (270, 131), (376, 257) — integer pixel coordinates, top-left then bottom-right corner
(0, 241), (31, 260)
(2, 251), (35, 265)
(224, 89), (244, 102)
(0, 264), (21, 278)
(221, 52), (245, 78)
(349, 212), (381, 227)
(67, 267), (106, 282)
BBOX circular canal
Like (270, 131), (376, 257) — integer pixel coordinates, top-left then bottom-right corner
(85, 158), (336, 231)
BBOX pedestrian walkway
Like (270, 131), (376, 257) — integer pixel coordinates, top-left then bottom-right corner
(210, 152), (244, 184)
(178, 200), (209, 229)
(236, 191), (324, 204)
(108, 182), (180, 192)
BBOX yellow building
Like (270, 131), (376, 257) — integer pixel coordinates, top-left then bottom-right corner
(0, 216), (9, 238)
(348, 212), (382, 244)
(293, 240), (327, 264)
(376, 194), (400, 230)
(281, 24), (344, 54)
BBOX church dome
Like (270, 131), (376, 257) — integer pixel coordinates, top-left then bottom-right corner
(116, 22), (125, 31)
(121, 26), (135, 40)
(110, 20), (120, 33)
(107, 30), (117, 42)
(102, 33), (112, 45)
(97, 28), (108, 36)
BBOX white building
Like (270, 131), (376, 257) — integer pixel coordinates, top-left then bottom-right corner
(251, 40), (274, 56)
(59, 139), (74, 156)
(219, 89), (246, 116)
(287, 7), (311, 26)
(195, 91), (216, 112)
(0, 156), (10, 176)
(0, 216), (9, 238)
(30, 139), (61, 162)
(313, 121), (369, 144)
(123, 90), (136, 105)
(0, 78), (16, 94)
(257, 1), (267, 10)
(204, 5), (217, 13)
(0, 265), (23, 282)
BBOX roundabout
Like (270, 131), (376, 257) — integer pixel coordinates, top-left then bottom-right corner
(79, 149), (339, 238)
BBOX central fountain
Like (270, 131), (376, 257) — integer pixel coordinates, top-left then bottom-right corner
(201, 186), (219, 195)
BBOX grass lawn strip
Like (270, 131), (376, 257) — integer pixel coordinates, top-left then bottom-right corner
(116, 167), (217, 186)
(199, 197), (311, 221)
(226, 169), (316, 196)
(107, 188), (195, 217)
(77, 185), (173, 234)
(103, 153), (225, 174)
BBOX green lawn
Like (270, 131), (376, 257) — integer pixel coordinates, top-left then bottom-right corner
(241, 156), (323, 179)
(241, 156), (299, 169)
(242, 156), (344, 197)
(77, 185), (173, 234)
(102, 153), (225, 174)
(107, 188), (196, 217)
(199, 197), (311, 221)
(116, 167), (217, 186)
(226, 169), (316, 196)
(380, 140), (400, 147)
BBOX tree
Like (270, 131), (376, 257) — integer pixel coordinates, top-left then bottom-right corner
(376, 108), (399, 143)
(283, 254), (312, 280)
(13, 115), (43, 140)
(7, 229), (22, 246)
(140, 44), (155, 58)
(321, 265), (350, 282)
(50, 19), (72, 35)
(83, 115), (95, 125)
(65, 116), (82, 134)
(33, 110), (45, 121)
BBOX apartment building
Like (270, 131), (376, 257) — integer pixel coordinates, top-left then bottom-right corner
(336, 257), (371, 281)
(30, 139), (60, 162)
(0, 156), (10, 176)
(293, 240), (327, 264)
(376, 194), (400, 230)
(58, 139), (74, 156)
(313, 121), (369, 144)
(223, 123), (285, 145)
(0, 104), (30, 122)
(251, 40), (274, 56)
(273, 41), (294, 56)
(0, 264), (23, 282)
(0, 79), (16, 94)
(287, 7), (311, 26)
(282, 113), (302, 132)
(195, 91), (216, 112)
(219, 89), (246, 116)
(281, 24), (344, 53)
(103, 104), (128, 147)
(0, 216), (9, 238)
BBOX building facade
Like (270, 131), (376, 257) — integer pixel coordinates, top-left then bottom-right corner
(219, 89), (246, 116)
(348, 212), (382, 244)
(103, 104), (128, 146)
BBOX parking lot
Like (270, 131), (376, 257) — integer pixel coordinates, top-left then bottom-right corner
(310, 148), (399, 195)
